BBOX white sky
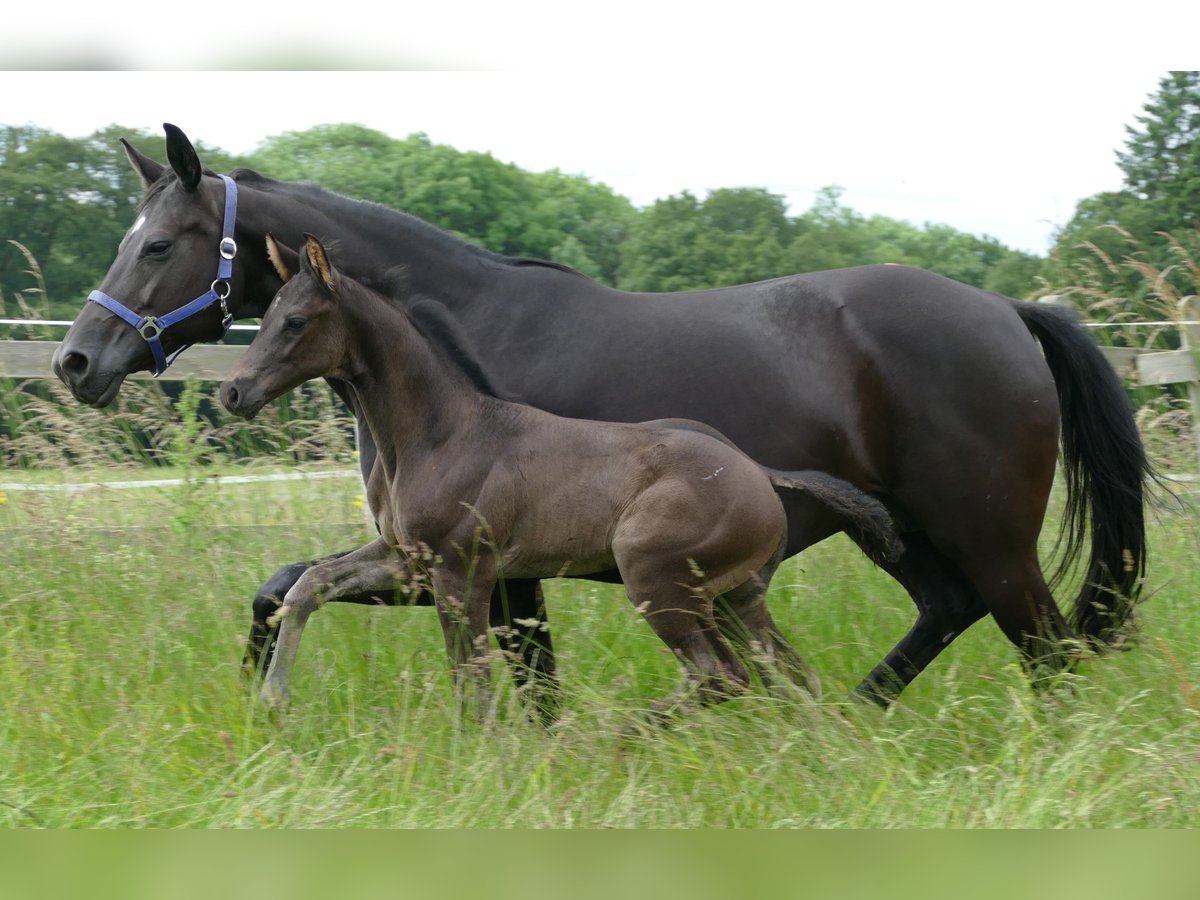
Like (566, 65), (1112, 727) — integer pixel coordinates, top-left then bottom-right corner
(1, 5), (1190, 256)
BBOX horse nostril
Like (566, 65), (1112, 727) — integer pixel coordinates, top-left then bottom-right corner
(223, 383), (240, 410)
(61, 351), (89, 379)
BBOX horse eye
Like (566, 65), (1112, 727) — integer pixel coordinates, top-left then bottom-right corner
(284, 316), (307, 334)
(144, 240), (172, 256)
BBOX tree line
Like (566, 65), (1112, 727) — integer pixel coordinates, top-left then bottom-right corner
(1, 71), (1197, 325)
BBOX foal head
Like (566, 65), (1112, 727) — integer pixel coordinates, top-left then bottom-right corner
(221, 234), (350, 419)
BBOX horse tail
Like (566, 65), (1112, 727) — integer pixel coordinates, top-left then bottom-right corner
(1012, 299), (1155, 646)
(767, 469), (903, 566)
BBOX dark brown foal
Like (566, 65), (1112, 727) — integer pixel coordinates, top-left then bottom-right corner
(221, 235), (900, 713)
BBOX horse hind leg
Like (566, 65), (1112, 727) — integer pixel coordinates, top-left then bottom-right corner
(960, 549), (1080, 687)
(848, 531), (988, 707)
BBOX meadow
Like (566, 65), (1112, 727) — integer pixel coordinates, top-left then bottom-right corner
(2, 391), (1198, 827)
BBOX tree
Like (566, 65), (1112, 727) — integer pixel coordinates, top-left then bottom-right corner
(618, 188), (794, 291)
(1047, 72), (1200, 317)
(0, 124), (247, 318)
(1117, 70), (1200, 234)
(247, 127), (635, 284)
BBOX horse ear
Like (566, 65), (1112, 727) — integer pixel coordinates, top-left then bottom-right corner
(301, 234), (338, 295)
(163, 123), (202, 193)
(265, 234), (298, 283)
(120, 139), (166, 189)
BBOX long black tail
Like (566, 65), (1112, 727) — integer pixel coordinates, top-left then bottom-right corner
(1013, 300), (1155, 645)
(767, 469), (903, 567)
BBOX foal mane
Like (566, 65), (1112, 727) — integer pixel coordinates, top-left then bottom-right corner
(404, 297), (512, 401)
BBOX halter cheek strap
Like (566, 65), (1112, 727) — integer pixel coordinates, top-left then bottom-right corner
(87, 174), (239, 376)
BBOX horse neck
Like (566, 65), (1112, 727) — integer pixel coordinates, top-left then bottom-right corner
(339, 286), (484, 474)
(234, 177), (507, 319)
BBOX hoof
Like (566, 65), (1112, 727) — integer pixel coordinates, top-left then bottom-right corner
(259, 682), (291, 713)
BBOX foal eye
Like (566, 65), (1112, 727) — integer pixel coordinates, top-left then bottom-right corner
(284, 316), (307, 334)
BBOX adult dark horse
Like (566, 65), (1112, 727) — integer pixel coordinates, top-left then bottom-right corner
(53, 124), (1152, 706)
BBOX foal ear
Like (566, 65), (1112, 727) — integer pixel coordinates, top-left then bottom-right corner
(301, 234), (339, 295)
(265, 234), (299, 283)
(120, 138), (166, 189)
(163, 123), (202, 193)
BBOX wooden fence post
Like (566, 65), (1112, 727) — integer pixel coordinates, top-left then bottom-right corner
(1183, 296), (1199, 475)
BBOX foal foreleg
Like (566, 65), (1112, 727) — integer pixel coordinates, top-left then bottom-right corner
(431, 553), (500, 718)
(259, 537), (404, 710)
(243, 559), (559, 712)
(489, 579), (560, 721)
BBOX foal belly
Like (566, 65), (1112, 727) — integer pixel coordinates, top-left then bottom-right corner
(497, 534), (618, 580)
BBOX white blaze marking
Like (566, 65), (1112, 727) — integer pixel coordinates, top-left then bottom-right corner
(129, 215), (147, 236)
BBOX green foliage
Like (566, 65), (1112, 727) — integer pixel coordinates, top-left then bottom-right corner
(1049, 72), (1200, 310)
(246, 126), (636, 284)
(1, 122), (1039, 320)
(618, 185), (1041, 294)
(1117, 70), (1200, 234)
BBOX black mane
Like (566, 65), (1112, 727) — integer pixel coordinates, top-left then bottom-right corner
(405, 297), (512, 401)
(231, 168), (585, 279)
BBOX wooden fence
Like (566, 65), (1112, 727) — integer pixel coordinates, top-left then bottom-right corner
(3, 299), (1198, 470)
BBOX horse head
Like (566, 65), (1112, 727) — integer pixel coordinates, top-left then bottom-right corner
(52, 124), (276, 406)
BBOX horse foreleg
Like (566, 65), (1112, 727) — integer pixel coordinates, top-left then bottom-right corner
(488, 578), (559, 721)
(259, 537), (404, 710)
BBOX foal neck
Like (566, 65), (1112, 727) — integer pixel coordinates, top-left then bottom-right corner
(339, 283), (486, 467)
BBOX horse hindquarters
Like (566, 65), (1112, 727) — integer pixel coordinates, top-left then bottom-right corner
(882, 319), (1076, 675)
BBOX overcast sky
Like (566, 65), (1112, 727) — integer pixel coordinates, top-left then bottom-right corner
(2, 7), (1186, 256)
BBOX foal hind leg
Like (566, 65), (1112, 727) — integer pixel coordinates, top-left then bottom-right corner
(714, 578), (822, 698)
(619, 572), (752, 713)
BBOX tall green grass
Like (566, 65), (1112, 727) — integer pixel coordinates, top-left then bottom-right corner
(1, 459), (1196, 827)
(3, 231), (1198, 826)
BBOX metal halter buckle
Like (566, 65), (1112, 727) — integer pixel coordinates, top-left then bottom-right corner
(137, 317), (163, 340)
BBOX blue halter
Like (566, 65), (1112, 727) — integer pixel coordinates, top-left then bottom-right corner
(88, 174), (239, 376)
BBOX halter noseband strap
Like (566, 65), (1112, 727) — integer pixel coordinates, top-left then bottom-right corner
(87, 174), (239, 376)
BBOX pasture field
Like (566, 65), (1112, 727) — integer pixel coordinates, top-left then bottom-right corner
(0, 462), (1198, 828)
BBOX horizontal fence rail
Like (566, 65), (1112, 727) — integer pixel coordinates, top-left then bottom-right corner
(0, 339), (246, 381)
(3, 298), (1198, 472)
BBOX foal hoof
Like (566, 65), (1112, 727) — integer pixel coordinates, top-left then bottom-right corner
(259, 682), (292, 714)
